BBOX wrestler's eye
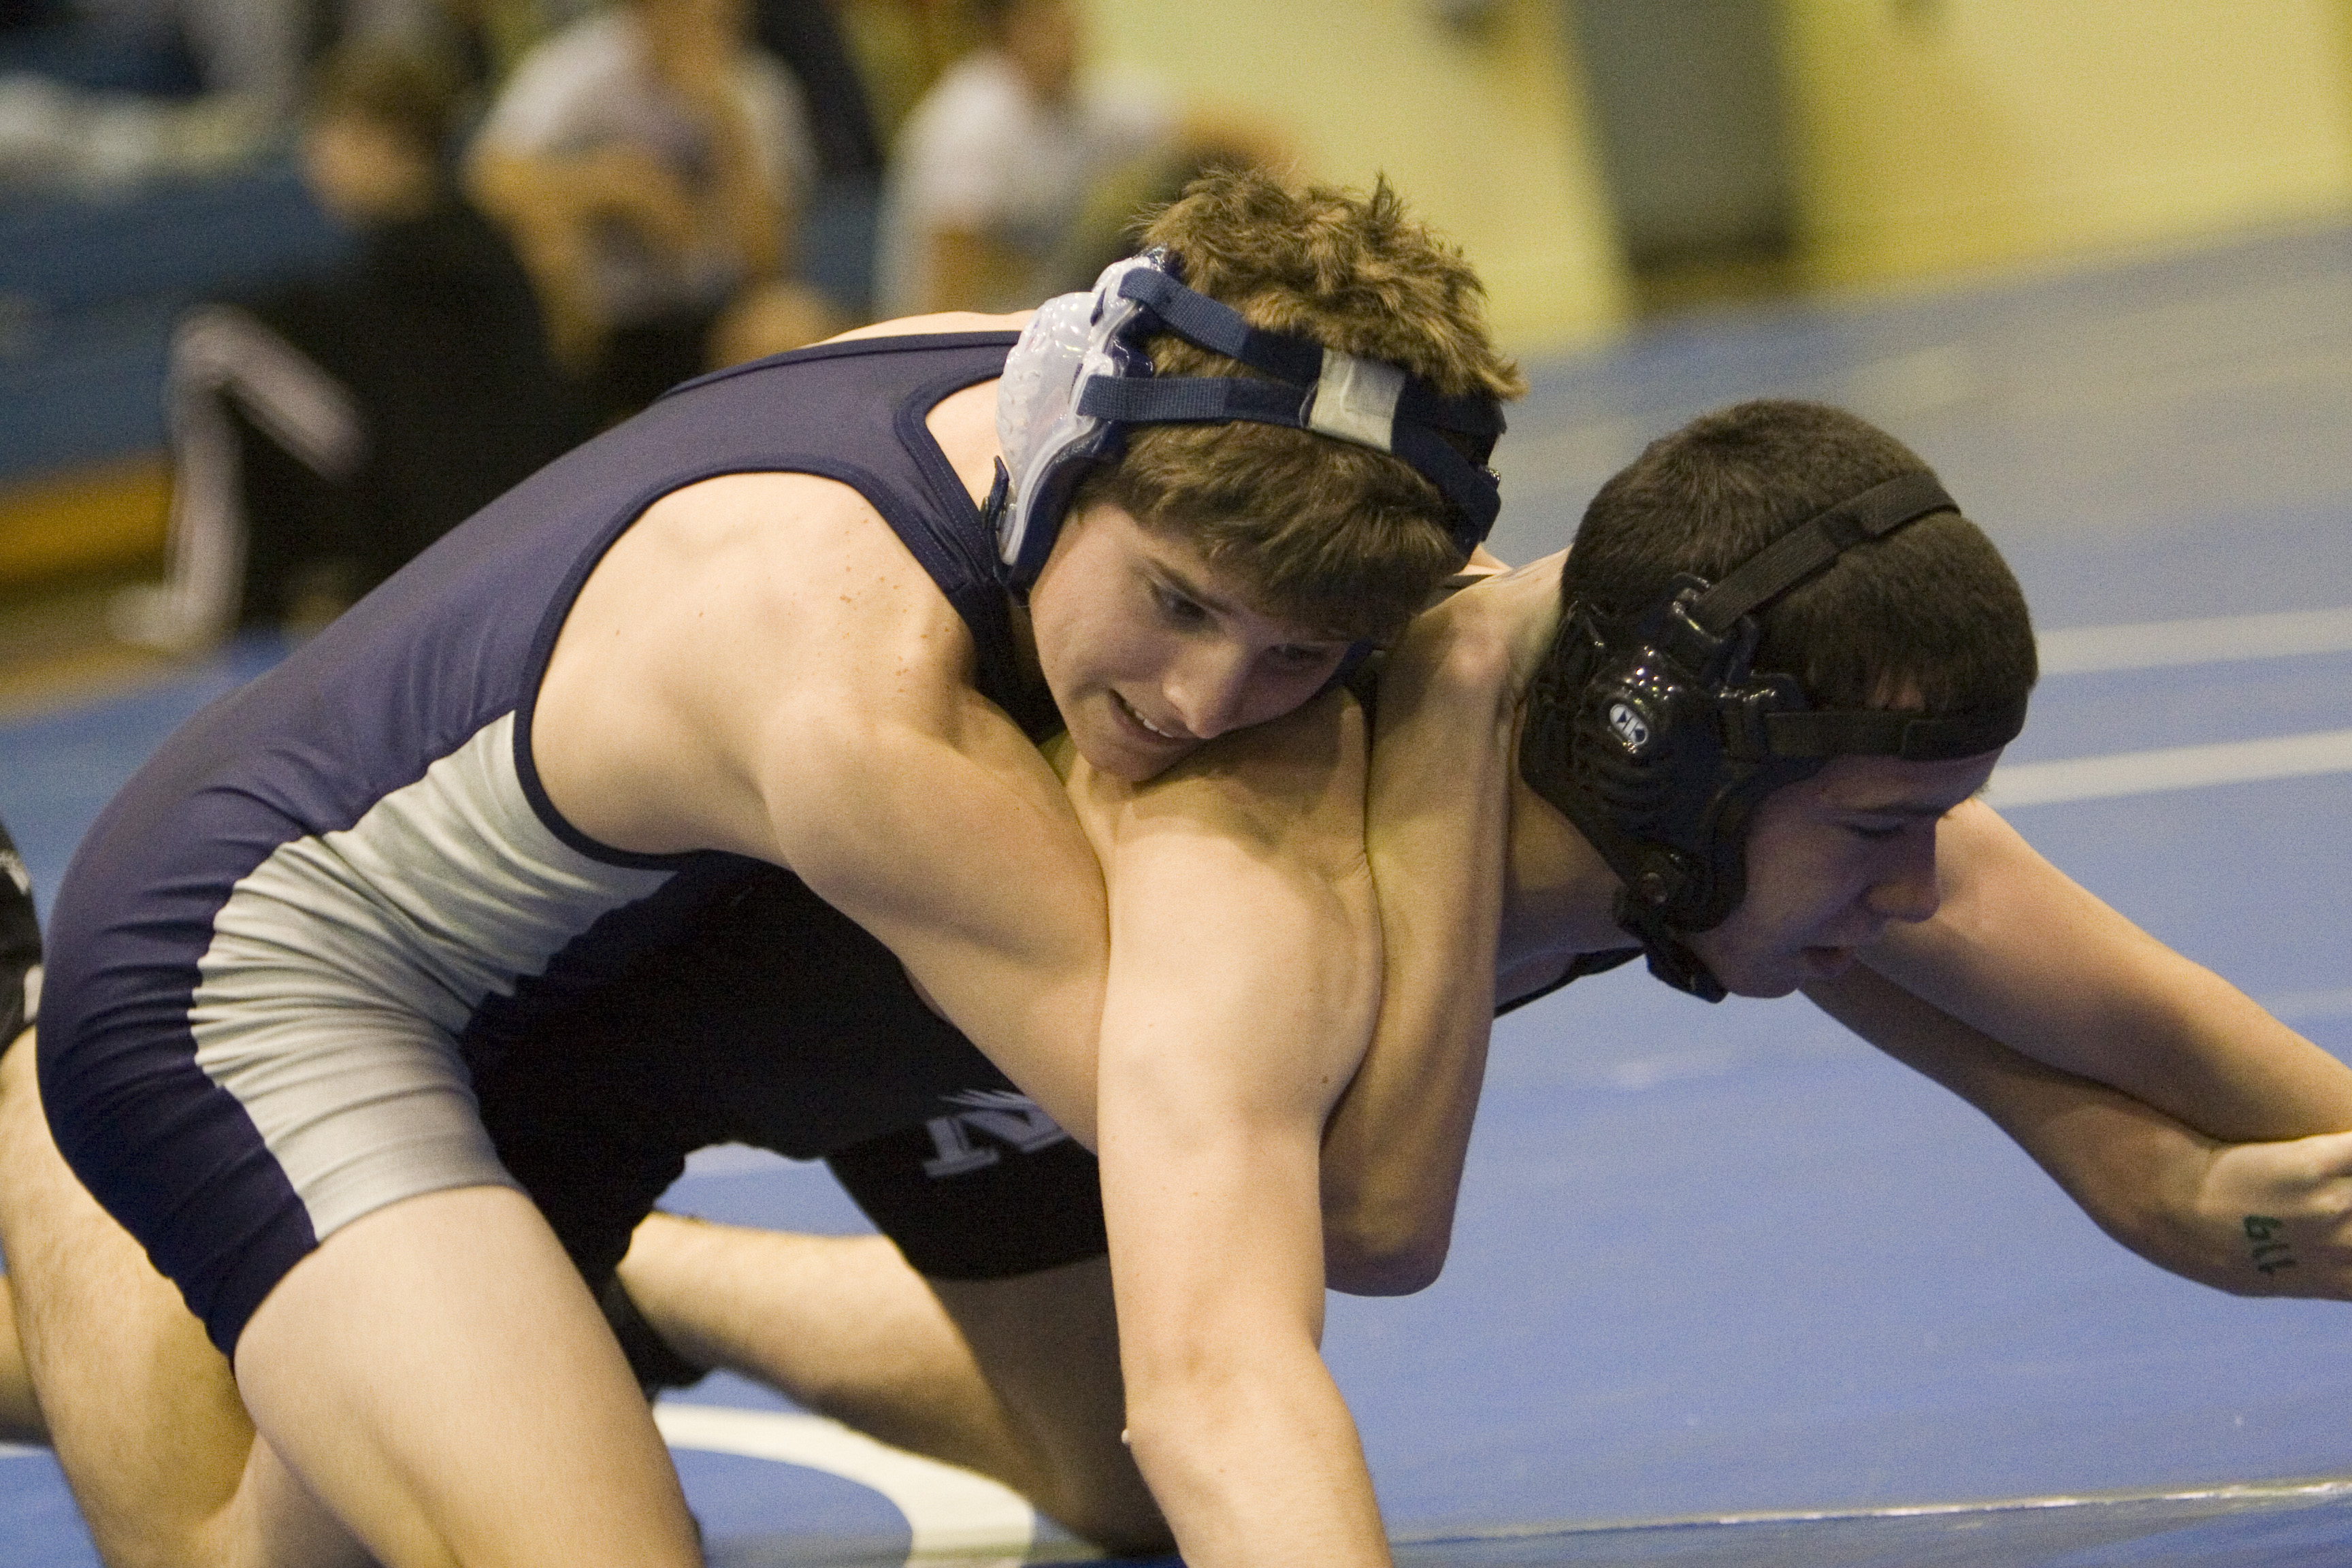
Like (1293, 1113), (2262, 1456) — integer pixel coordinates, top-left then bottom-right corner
(1152, 583), (1209, 626)
(1843, 819), (1907, 843)
(1271, 642), (1337, 670)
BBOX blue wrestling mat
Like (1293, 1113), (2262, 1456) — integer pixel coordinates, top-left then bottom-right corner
(5, 218), (2351, 1565)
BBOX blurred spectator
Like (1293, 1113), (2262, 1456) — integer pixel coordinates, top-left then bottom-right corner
(112, 40), (584, 651)
(828, 0), (958, 152)
(464, 0), (838, 421)
(424, 0), (577, 96)
(745, 1), (889, 319)
(406, 0), (596, 131)
(873, 0), (1282, 318)
(0, 0), (457, 189)
(751, 0), (879, 189)
(876, 0), (1172, 316)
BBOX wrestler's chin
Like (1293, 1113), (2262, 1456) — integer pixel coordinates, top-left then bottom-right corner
(1693, 943), (1842, 1000)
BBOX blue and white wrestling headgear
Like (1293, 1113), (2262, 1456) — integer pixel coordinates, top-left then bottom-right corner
(989, 248), (1507, 592)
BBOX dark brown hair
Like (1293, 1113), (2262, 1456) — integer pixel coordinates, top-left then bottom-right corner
(1558, 399), (2036, 714)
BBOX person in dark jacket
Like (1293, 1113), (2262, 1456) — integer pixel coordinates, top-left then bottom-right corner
(113, 39), (587, 652)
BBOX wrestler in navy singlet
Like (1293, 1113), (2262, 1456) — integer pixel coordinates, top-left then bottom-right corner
(39, 332), (1094, 1357)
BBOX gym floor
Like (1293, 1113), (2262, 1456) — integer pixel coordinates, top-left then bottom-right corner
(3, 218), (2349, 1566)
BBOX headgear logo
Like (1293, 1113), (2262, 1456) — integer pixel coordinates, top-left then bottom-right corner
(1605, 699), (1652, 754)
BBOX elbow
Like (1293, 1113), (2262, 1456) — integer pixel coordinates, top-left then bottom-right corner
(1323, 1208), (1450, 1296)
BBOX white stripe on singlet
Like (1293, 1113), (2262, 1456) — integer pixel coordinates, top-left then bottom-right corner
(190, 712), (675, 1241)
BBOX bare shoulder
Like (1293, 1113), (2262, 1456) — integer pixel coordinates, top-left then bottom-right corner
(825, 310), (1034, 344)
(533, 470), (982, 859)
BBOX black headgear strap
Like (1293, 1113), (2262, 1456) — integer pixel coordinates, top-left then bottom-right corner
(1518, 470), (2028, 1002)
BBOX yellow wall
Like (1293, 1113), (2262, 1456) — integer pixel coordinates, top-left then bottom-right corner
(1780, 0), (2352, 287)
(1085, 0), (1630, 353)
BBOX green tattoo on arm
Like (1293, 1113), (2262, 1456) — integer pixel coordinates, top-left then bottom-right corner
(2244, 1215), (2299, 1277)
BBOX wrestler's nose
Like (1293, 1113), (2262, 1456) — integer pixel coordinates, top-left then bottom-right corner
(1160, 642), (1257, 740)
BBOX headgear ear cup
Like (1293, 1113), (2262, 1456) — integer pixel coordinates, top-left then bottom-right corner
(992, 253), (1168, 588)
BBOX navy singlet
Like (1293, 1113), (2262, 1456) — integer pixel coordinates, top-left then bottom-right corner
(39, 332), (1040, 1353)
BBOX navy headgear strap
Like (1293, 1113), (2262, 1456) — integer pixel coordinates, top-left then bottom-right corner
(989, 250), (1505, 591)
(1077, 267), (1506, 552)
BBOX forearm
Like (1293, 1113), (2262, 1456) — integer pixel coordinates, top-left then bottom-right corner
(1122, 1356), (1388, 1568)
(1090, 706), (1391, 1563)
(1320, 583), (1530, 1290)
(1808, 965), (2352, 1298)
(1874, 804), (2352, 1144)
(1105, 1124), (1389, 1567)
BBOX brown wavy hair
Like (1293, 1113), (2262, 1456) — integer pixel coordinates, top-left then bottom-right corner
(1076, 167), (1524, 643)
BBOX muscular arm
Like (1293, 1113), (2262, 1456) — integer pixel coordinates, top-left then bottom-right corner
(1318, 561), (1567, 1293)
(1073, 693), (1393, 1568)
(537, 472), (1117, 1144)
(1815, 798), (2352, 1297)
(774, 692), (1115, 1145)
(1807, 963), (2352, 1299)
(1865, 801), (2352, 1143)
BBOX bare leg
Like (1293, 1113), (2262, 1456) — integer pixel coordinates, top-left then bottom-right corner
(3, 1030), (702, 1568)
(0, 1030), (363, 1567)
(618, 1214), (1170, 1554)
(233, 1186), (703, 1568)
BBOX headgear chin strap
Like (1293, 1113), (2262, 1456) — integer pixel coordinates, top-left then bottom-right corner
(1517, 470), (2029, 1002)
(989, 248), (1507, 591)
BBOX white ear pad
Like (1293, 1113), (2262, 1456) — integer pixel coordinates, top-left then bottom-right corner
(993, 254), (1164, 576)
(994, 289), (1094, 560)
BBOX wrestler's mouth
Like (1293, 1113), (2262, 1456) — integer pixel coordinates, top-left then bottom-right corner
(1113, 691), (1191, 744)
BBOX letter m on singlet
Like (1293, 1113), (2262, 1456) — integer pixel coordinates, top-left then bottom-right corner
(920, 1089), (1071, 1177)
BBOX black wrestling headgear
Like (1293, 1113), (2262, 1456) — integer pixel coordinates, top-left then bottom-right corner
(1517, 470), (2028, 1002)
